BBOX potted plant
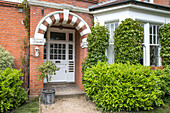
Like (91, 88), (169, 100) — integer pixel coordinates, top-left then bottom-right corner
(36, 60), (59, 105)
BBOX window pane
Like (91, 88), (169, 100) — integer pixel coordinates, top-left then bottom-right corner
(150, 46), (159, 66)
(150, 25), (152, 34)
(107, 44), (114, 64)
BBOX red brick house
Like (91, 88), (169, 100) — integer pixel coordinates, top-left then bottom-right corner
(0, 0), (169, 96)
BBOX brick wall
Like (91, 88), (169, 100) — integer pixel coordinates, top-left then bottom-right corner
(0, 5), (27, 69)
(154, 0), (170, 6)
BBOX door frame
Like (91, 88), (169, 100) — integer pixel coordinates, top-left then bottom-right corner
(44, 27), (75, 82)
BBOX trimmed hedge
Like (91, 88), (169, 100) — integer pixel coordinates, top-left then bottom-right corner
(82, 22), (109, 74)
(83, 62), (164, 112)
(114, 18), (144, 64)
(159, 23), (170, 66)
(0, 68), (28, 112)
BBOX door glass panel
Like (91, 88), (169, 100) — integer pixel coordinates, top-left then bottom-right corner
(50, 43), (66, 60)
(50, 32), (66, 41)
(68, 44), (73, 60)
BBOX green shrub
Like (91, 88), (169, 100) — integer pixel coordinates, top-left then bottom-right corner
(114, 18), (144, 64)
(154, 65), (170, 96)
(159, 23), (170, 66)
(0, 68), (28, 112)
(0, 46), (14, 70)
(83, 62), (164, 112)
(82, 22), (109, 74)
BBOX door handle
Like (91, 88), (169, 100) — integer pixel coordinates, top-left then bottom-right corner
(65, 70), (67, 73)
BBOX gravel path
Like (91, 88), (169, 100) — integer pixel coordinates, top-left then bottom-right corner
(41, 96), (102, 113)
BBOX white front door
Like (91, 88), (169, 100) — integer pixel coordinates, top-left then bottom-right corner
(44, 28), (75, 83)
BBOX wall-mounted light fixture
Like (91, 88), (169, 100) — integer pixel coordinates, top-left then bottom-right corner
(35, 46), (39, 57)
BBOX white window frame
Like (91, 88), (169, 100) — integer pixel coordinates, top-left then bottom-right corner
(143, 23), (161, 66)
(105, 22), (118, 64)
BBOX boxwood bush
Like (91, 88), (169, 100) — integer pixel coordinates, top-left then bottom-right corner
(83, 62), (164, 112)
(0, 68), (28, 112)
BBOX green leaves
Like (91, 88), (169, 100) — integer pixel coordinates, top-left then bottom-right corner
(83, 62), (165, 112)
(82, 22), (109, 74)
(159, 23), (170, 66)
(0, 68), (28, 112)
(114, 18), (144, 64)
(36, 60), (59, 81)
(0, 46), (15, 70)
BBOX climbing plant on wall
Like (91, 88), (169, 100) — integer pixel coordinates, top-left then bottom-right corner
(82, 22), (109, 74)
(159, 23), (170, 66)
(114, 18), (144, 64)
(19, 0), (30, 89)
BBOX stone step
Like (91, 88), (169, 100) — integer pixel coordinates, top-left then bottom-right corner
(43, 83), (86, 98)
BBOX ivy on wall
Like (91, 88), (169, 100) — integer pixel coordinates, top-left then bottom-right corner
(82, 23), (109, 74)
(19, 0), (30, 89)
(159, 23), (170, 66)
(114, 18), (144, 64)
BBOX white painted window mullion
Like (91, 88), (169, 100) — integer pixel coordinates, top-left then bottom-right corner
(144, 23), (150, 66)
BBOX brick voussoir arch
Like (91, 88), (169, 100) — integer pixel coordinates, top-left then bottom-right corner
(33, 10), (91, 43)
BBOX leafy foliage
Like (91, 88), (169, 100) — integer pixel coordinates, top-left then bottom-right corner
(0, 46), (15, 70)
(114, 18), (144, 64)
(83, 62), (164, 112)
(36, 61), (59, 91)
(0, 68), (28, 112)
(159, 23), (170, 66)
(82, 22), (109, 74)
(154, 65), (170, 97)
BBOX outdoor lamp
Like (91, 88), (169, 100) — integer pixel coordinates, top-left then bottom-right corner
(35, 46), (39, 57)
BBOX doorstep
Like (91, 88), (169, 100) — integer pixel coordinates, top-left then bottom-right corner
(43, 83), (86, 98)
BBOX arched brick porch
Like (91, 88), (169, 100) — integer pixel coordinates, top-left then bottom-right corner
(29, 9), (91, 95)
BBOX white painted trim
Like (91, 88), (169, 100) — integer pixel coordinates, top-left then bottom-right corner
(144, 23), (150, 66)
(28, 0), (89, 14)
(45, 17), (53, 26)
(63, 9), (69, 24)
(1, 0), (23, 3)
(39, 24), (47, 31)
(136, 18), (164, 24)
(81, 38), (88, 48)
(70, 16), (78, 26)
(90, 4), (170, 15)
(54, 14), (60, 23)
(76, 21), (85, 30)
(80, 29), (89, 36)
(32, 10), (91, 46)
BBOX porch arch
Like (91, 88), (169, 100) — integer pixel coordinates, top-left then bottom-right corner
(33, 10), (91, 42)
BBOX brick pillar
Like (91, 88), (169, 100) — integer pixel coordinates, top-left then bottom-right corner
(29, 44), (44, 95)
(76, 35), (88, 91)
